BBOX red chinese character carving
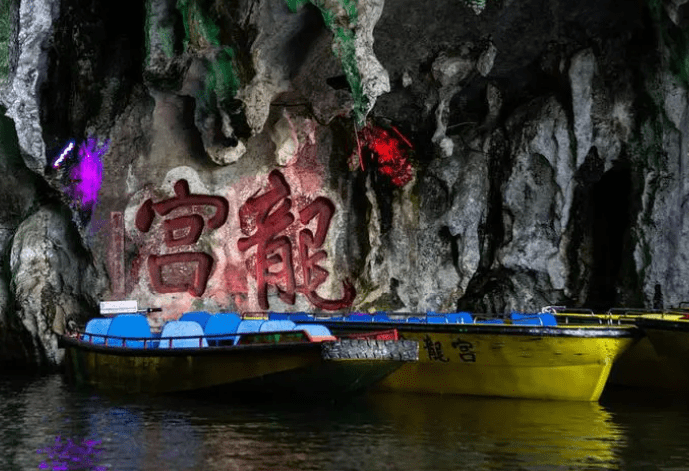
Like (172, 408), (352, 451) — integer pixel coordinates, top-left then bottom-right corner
(135, 179), (229, 297)
(237, 171), (296, 308)
(147, 253), (213, 297)
(238, 170), (356, 310)
(298, 198), (356, 310)
(136, 179), (229, 235)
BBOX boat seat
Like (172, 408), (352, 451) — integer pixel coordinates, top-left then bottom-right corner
(426, 315), (447, 323)
(259, 320), (297, 332)
(234, 320), (265, 344)
(288, 313), (313, 322)
(204, 313), (241, 346)
(268, 312), (289, 320)
(346, 314), (373, 322)
(159, 321), (208, 349)
(179, 311), (212, 330)
(511, 313), (557, 326)
(83, 318), (113, 344)
(406, 317), (424, 323)
(373, 313), (392, 322)
(106, 314), (154, 348)
(447, 312), (473, 324)
(294, 324), (336, 342)
(475, 318), (504, 324)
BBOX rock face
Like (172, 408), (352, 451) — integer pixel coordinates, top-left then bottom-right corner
(2, 0), (689, 368)
(9, 207), (101, 368)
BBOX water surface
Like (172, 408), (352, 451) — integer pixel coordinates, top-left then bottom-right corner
(1, 374), (688, 470)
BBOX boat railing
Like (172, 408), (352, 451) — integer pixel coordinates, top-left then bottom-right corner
(74, 329), (314, 349)
(540, 306), (616, 325)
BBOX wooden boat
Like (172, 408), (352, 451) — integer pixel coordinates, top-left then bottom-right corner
(57, 313), (418, 396)
(546, 307), (689, 391)
(275, 311), (641, 401)
(633, 314), (689, 387)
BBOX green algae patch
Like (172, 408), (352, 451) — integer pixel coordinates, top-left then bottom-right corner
(286, 0), (311, 12)
(285, 0), (368, 126)
(648, 0), (689, 89)
(0, 0), (12, 82)
(208, 48), (240, 103)
(176, 0), (240, 103)
(333, 26), (368, 126)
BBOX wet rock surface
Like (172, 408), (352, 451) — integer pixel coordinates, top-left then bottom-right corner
(9, 206), (101, 369)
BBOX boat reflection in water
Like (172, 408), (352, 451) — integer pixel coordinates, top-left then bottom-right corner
(15, 373), (689, 471)
(363, 392), (625, 470)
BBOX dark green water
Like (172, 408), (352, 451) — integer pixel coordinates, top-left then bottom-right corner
(1, 374), (689, 471)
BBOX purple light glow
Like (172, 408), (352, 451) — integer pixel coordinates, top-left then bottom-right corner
(36, 435), (105, 471)
(67, 137), (108, 211)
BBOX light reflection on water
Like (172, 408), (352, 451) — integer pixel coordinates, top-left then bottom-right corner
(1, 373), (689, 471)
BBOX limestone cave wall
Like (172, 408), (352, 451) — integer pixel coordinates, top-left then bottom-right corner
(1, 0), (689, 369)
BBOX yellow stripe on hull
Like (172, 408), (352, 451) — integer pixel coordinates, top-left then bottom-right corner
(374, 331), (635, 401)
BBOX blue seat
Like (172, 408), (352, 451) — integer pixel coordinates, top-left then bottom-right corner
(158, 321), (208, 349)
(106, 314), (153, 348)
(373, 313), (392, 322)
(346, 314), (373, 322)
(83, 318), (113, 344)
(406, 317), (424, 323)
(294, 324), (334, 339)
(234, 320), (265, 344)
(268, 312), (289, 320)
(426, 315), (447, 323)
(179, 311), (212, 329)
(204, 313), (241, 346)
(447, 312), (473, 324)
(511, 313), (557, 326)
(259, 320), (297, 332)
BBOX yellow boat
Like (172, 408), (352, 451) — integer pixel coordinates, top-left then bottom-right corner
(58, 313), (418, 396)
(289, 312), (641, 401)
(547, 307), (689, 391)
(634, 315), (689, 386)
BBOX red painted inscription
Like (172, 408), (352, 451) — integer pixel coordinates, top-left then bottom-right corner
(135, 179), (229, 297)
(108, 211), (125, 297)
(238, 170), (355, 310)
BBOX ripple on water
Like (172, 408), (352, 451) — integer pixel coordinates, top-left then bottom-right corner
(2, 374), (689, 470)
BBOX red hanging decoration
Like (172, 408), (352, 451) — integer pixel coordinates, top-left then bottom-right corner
(350, 122), (414, 187)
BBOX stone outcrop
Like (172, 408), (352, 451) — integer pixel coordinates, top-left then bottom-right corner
(9, 207), (101, 369)
(0, 0), (60, 174)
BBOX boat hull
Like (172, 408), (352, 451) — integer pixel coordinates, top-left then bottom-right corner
(608, 336), (689, 391)
(306, 322), (639, 401)
(554, 312), (689, 391)
(60, 336), (417, 396)
(635, 317), (689, 385)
